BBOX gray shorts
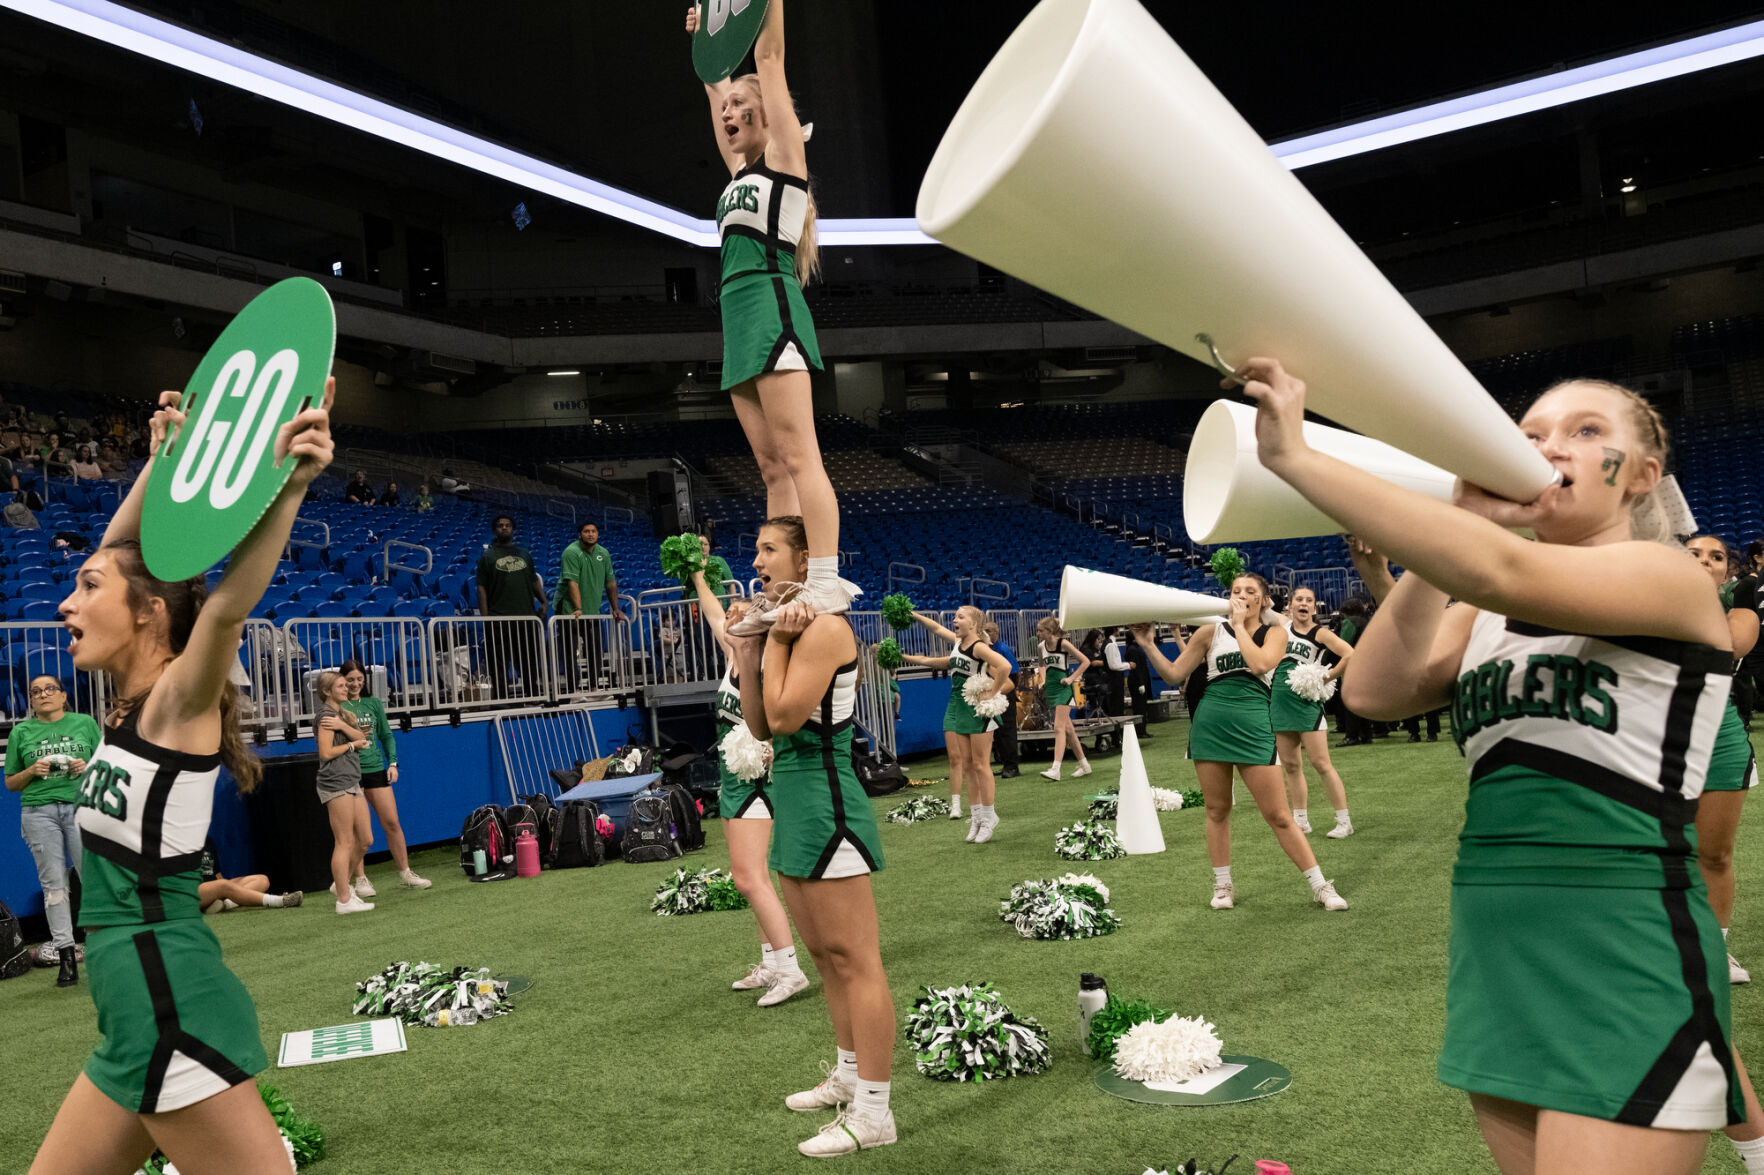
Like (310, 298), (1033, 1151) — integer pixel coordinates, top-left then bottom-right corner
(317, 782), (362, 805)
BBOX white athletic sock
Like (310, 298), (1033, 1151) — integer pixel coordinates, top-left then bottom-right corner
(1731, 1133), (1764, 1174)
(1212, 866), (1232, 885)
(836, 1048), (859, 1084)
(772, 945), (802, 976)
(1293, 807), (1307, 822)
(221, 898), (239, 910)
(1334, 808), (1350, 825)
(1302, 866), (1326, 888)
(807, 555), (839, 589)
(853, 1078), (891, 1121)
(262, 893), (284, 908)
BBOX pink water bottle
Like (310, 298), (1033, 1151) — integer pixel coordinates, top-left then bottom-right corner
(514, 830), (541, 877)
(1254, 1162), (1291, 1175)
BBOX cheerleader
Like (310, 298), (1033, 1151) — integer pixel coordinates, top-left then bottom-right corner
(1130, 577), (1349, 912)
(753, 517), (896, 1155)
(1238, 357), (1762, 1173)
(685, 2), (854, 624)
(1687, 536), (1762, 987)
(690, 567), (809, 1007)
(903, 607), (1013, 843)
(1032, 617), (1093, 780)
(909, 610), (968, 819)
(1270, 586), (1357, 838)
(31, 385), (334, 1173)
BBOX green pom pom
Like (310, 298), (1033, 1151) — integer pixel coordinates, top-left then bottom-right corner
(659, 534), (725, 595)
(1085, 994), (1174, 1062)
(1210, 547), (1245, 591)
(876, 638), (904, 670)
(261, 1083), (326, 1167)
(881, 593), (917, 631)
(1180, 787), (1204, 812)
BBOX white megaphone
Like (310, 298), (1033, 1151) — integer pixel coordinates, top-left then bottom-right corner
(1057, 565), (1228, 630)
(1185, 400), (1457, 544)
(916, 0), (1558, 505)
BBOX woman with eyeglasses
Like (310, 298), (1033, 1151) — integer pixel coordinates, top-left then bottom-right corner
(5, 674), (102, 987)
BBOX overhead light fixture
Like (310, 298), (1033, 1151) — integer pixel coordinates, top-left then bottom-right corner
(1620, 177), (1638, 192)
(6, 0), (1761, 244)
(547, 369), (581, 376)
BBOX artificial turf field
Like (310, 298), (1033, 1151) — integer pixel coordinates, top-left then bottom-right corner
(6, 717), (1764, 1174)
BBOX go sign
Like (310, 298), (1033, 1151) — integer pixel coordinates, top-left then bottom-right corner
(141, 278), (336, 581)
(692, 0), (772, 84)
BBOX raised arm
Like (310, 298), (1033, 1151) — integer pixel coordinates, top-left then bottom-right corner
(686, 6), (745, 176)
(901, 653), (953, 671)
(1345, 535), (1397, 604)
(100, 390), (181, 549)
(1132, 622), (1209, 687)
(912, 611), (956, 643)
(1340, 575), (1476, 720)
(694, 568), (733, 656)
(1238, 621), (1288, 678)
(752, 0), (805, 179)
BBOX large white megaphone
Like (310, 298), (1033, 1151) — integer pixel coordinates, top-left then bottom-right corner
(1185, 400), (1457, 544)
(916, 0), (1557, 505)
(1058, 565), (1228, 630)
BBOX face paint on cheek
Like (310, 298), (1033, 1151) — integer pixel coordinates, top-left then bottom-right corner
(1600, 448), (1626, 487)
(741, 110), (754, 127)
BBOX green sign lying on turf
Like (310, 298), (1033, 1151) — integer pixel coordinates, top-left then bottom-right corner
(693, 0), (772, 83)
(141, 277), (335, 581)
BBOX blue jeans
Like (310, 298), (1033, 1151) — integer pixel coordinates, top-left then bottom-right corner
(19, 801), (81, 949)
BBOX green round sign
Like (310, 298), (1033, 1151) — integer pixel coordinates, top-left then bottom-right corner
(692, 0), (772, 84)
(141, 277), (336, 581)
(1092, 1055), (1292, 1107)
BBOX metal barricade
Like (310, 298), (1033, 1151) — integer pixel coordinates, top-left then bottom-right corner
(279, 617), (432, 724)
(428, 615), (552, 712)
(853, 638), (897, 760)
(235, 619), (287, 731)
(969, 577), (1012, 607)
(604, 506), (635, 526)
(284, 516), (329, 564)
(0, 621), (106, 729)
(631, 587), (727, 699)
(494, 706), (604, 804)
(1277, 566), (1362, 611)
(548, 603), (633, 700)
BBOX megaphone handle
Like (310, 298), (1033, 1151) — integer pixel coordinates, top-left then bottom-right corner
(1196, 333), (1239, 381)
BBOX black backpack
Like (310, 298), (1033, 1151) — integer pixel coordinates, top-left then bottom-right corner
(503, 803), (538, 845)
(554, 800), (607, 868)
(459, 805), (512, 875)
(0, 899), (29, 980)
(653, 780), (705, 852)
(605, 743), (656, 779)
(621, 789), (682, 863)
(854, 750), (907, 797)
(521, 794), (561, 868)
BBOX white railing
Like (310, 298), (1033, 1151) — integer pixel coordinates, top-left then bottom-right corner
(279, 617), (432, 724)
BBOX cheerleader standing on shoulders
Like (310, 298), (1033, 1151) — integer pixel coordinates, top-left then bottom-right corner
(31, 385), (336, 1173)
(903, 607), (1013, 843)
(1241, 358), (1762, 1174)
(753, 517), (896, 1155)
(1688, 535), (1762, 988)
(1130, 579), (1349, 912)
(686, 2), (856, 627)
(1033, 617), (1093, 781)
(691, 567), (809, 1007)
(1270, 586), (1357, 838)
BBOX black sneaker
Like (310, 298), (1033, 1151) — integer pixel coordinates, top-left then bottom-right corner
(56, 952), (77, 988)
(999, 767), (1020, 778)
(1407, 733), (1422, 743)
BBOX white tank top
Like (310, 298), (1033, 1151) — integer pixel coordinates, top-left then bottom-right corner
(1207, 621), (1276, 686)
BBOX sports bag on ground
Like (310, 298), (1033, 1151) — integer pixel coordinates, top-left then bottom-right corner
(604, 743), (656, 779)
(621, 789), (682, 863)
(0, 899), (28, 980)
(653, 780), (704, 852)
(854, 750), (907, 797)
(554, 799), (607, 868)
(520, 794), (561, 868)
(459, 805), (511, 875)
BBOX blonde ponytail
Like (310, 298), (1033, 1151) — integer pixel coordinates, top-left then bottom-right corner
(796, 186), (820, 287)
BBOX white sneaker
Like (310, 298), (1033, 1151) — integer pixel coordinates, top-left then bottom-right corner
(758, 970), (811, 1007)
(801, 581), (857, 616)
(1326, 821), (1355, 839)
(974, 812), (1000, 844)
(948, 798), (962, 820)
(786, 1062), (856, 1112)
(1293, 814), (1313, 834)
(1732, 953), (1752, 985)
(1312, 880), (1349, 911)
(727, 583), (805, 637)
(336, 894), (375, 915)
(964, 811), (981, 842)
(1040, 766), (1061, 781)
(203, 898), (226, 915)
(1071, 761), (1093, 778)
(1210, 883), (1234, 910)
(799, 1109), (897, 1157)
(352, 876), (376, 898)
(399, 869), (432, 889)
(733, 962), (774, 991)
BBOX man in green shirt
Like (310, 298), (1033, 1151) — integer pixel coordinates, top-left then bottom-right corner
(6, 674), (101, 984)
(476, 515), (548, 699)
(554, 521), (624, 692)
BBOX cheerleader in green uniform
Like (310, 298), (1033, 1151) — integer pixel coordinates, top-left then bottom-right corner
(1131, 576), (1349, 912)
(1033, 617), (1093, 781)
(1239, 356), (1763, 1173)
(909, 610), (970, 819)
(1270, 586), (1358, 838)
(903, 607), (1014, 843)
(751, 517), (897, 1156)
(685, 1), (854, 623)
(691, 568), (809, 1008)
(1688, 536), (1762, 987)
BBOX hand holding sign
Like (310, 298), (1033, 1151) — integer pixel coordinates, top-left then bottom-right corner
(691, 0), (771, 84)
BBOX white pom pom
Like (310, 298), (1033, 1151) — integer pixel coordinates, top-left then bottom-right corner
(1111, 1014), (1225, 1083)
(1149, 787), (1183, 811)
(718, 723), (771, 782)
(1286, 661), (1336, 703)
(964, 673), (1009, 717)
(1055, 871), (1109, 900)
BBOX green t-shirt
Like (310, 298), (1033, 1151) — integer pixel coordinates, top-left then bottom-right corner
(553, 541), (615, 615)
(343, 696), (396, 774)
(477, 542), (540, 616)
(6, 712), (102, 806)
(708, 554), (734, 587)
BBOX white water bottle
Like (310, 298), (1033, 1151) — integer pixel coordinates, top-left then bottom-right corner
(1079, 973), (1109, 1056)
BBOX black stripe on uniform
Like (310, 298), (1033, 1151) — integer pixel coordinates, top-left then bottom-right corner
(102, 720), (222, 773)
(1468, 741), (1698, 829)
(134, 764), (184, 923)
(1502, 618), (1732, 675)
(131, 930), (252, 1113)
(762, 276), (808, 374)
(807, 661), (878, 879)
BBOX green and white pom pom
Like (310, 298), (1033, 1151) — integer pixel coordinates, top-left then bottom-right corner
(881, 593), (917, 630)
(876, 637), (904, 671)
(659, 533), (725, 594)
(964, 672), (1010, 717)
(904, 983), (1052, 1082)
(1287, 660), (1336, 703)
(1209, 547), (1245, 591)
(1085, 993), (1175, 1062)
(718, 722), (771, 781)
(888, 794), (951, 824)
(1055, 820), (1126, 861)
(1112, 1013), (1225, 1083)
(136, 1085), (322, 1173)
(353, 961), (515, 1025)
(651, 866), (749, 916)
(1088, 792), (1119, 821)
(999, 875), (1121, 940)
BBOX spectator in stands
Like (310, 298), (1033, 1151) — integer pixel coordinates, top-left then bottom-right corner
(438, 468), (470, 496)
(477, 514), (548, 699)
(126, 426), (150, 460)
(71, 444), (103, 481)
(657, 608), (684, 682)
(380, 481), (401, 508)
(42, 432), (74, 476)
(95, 441), (126, 475)
(0, 447), (18, 496)
(6, 674), (101, 986)
(983, 619), (1020, 778)
(52, 408), (70, 436)
(414, 483), (434, 513)
(343, 470), (376, 505)
(14, 429), (38, 467)
(701, 532), (734, 589)
(198, 839), (300, 912)
(552, 520), (624, 693)
(314, 669), (374, 914)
